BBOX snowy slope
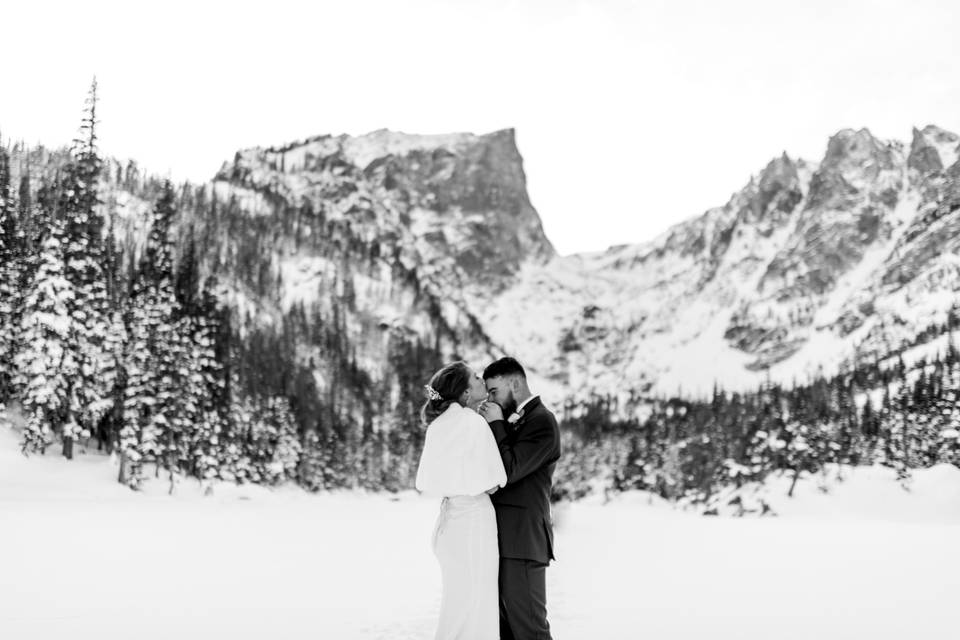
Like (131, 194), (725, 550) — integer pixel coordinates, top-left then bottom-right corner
(4, 417), (960, 640)
(477, 125), (960, 405)
(21, 123), (960, 415)
(166, 123), (960, 410)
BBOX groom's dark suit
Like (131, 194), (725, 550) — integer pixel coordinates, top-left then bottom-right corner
(488, 396), (561, 640)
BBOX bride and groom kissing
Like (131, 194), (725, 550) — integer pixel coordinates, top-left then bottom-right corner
(415, 357), (561, 640)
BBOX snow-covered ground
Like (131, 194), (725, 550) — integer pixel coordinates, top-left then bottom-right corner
(2, 422), (960, 639)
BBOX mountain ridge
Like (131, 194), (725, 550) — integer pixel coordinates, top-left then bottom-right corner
(476, 124), (960, 406)
(10, 122), (960, 413)
(172, 122), (960, 408)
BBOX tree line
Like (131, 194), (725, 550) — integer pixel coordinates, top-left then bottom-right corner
(0, 81), (455, 493)
(3, 82), (959, 502)
(551, 336), (960, 505)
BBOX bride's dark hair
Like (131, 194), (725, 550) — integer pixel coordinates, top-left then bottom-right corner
(420, 361), (472, 426)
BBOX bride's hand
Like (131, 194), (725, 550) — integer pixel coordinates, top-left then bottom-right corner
(478, 401), (504, 423)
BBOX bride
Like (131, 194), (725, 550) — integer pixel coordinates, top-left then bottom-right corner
(415, 361), (507, 640)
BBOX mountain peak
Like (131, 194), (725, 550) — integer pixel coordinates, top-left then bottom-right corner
(339, 129), (476, 169)
(918, 123), (958, 142)
(731, 153), (803, 226)
(822, 128), (888, 166)
(214, 126), (555, 294)
(759, 152), (798, 183)
(908, 124), (960, 174)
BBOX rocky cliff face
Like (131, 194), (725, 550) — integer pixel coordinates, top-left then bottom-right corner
(217, 128), (553, 288)
(479, 125), (960, 408)
(0, 127), (559, 437)
(187, 128), (556, 429)
(21, 122), (960, 420)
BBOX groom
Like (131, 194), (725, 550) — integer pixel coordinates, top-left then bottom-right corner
(479, 357), (561, 640)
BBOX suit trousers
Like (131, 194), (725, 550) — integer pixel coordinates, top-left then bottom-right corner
(498, 557), (552, 640)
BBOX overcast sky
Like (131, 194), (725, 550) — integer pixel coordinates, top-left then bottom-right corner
(4, 0), (960, 255)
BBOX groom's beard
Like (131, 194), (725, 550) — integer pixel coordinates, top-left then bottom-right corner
(502, 392), (518, 416)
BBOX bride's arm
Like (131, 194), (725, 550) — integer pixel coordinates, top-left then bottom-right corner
(462, 411), (507, 494)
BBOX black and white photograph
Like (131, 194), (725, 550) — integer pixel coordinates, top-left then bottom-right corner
(2, 1), (960, 638)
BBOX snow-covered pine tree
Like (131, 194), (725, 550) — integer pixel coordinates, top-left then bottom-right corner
(12, 219), (78, 454)
(56, 77), (112, 459)
(909, 368), (939, 468)
(885, 375), (915, 487)
(782, 419), (816, 497)
(297, 428), (326, 491)
(0, 145), (24, 410)
(741, 426), (781, 486)
(15, 163), (44, 287)
(224, 372), (257, 484)
(858, 398), (882, 464)
(87, 210), (129, 453)
(659, 438), (684, 502)
(832, 376), (862, 466)
(297, 421), (350, 491)
(97, 307), (128, 451)
(190, 406), (224, 494)
(182, 279), (228, 490)
(935, 359), (960, 466)
(244, 397), (277, 484)
(164, 305), (225, 494)
(262, 395), (302, 484)
(118, 295), (157, 487)
(119, 182), (181, 488)
(156, 319), (188, 494)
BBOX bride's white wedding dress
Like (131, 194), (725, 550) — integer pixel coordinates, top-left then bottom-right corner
(416, 403), (507, 640)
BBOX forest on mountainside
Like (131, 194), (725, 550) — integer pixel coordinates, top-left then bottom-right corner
(3, 82), (959, 507)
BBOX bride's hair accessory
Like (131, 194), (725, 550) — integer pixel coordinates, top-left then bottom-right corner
(420, 361), (471, 426)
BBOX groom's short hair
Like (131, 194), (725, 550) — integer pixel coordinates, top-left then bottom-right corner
(483, 357), (526, 381)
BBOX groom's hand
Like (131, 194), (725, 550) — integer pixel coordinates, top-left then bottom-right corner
(478, 401), (504, 423)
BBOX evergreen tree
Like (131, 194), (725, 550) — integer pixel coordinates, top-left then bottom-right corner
(12, 220), (78, 454)
(297, 428), (327, 491)
(118, 183), (181, 488)
(261, 396), (302, 484)
(934, 361), (960, 465)
(97, 307), (128, 451)
(223, 375), (257, 484)
(0, 146), (24, 408)
(166, 304), (225, 493)
(118, 295), (159, 487)
(886, 376), (917, 486)
(56, 77), (111, 459)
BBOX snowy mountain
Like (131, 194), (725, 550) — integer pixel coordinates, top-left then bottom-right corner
(14, 123), (960, 420)
(480, 125), (960, 405)
(199, 127), (557, 395)
(8, 113), (960, 503)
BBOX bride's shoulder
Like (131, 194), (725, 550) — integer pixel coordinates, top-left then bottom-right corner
(432, 402), (468, 424)
(440, 402), (477, 421)
(434, 403), (488, 431)
(459, 406), (491, 431)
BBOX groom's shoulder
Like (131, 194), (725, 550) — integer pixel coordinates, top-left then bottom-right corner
(526, 400), (558, 429)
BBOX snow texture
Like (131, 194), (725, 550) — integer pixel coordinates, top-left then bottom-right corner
(2, 417), (959, 639)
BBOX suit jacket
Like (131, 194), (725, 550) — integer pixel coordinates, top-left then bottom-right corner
(488, 396), (562, 564)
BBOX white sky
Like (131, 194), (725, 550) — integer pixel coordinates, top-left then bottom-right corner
(3, 0), (960, 255)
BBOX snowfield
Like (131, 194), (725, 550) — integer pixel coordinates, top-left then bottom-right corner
(2, 422), (959, 640)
